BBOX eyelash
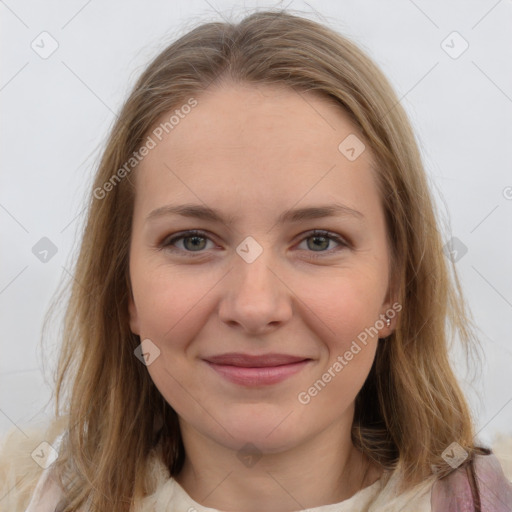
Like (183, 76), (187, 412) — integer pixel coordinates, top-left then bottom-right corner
(159, 229), (349, 260)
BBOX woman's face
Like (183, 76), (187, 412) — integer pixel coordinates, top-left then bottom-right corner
(128, 82), (395, 454)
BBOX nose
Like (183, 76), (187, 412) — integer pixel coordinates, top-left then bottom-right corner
(218, 251), (293, 335)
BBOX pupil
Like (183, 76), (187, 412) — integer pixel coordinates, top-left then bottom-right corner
(185, 236), (205, 251)
(309, 236), (328, 251)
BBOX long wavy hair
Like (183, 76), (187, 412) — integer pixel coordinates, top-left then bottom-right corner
(43, 9), (486, 511)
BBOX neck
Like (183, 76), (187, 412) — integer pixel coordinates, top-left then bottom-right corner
(174, 418), (382, 512)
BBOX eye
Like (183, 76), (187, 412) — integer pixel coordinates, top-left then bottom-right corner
(296, 230), (348, 258)
(160, 230), (215, 256)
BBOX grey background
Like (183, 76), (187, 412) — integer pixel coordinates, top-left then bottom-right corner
(1, 0), (511, 447)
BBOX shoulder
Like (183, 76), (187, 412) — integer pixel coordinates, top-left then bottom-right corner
(367, 467), (435, 511)
(431, 452), (512, 511)
(0, 416), (67, 512)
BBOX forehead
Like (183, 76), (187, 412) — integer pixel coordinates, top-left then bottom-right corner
(134, 82), (380, 219)
(150, 82), (368, 163)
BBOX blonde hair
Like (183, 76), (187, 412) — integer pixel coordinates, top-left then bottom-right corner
(45, 9), (485, 511)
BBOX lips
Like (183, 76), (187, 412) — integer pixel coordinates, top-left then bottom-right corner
(204, 353), (310, 367)
(203, 353), (312, 386)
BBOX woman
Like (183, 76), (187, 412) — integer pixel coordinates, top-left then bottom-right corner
(1, 9), (511, 512)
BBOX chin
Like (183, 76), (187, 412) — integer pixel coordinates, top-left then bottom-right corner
(215, 411), (307, 453)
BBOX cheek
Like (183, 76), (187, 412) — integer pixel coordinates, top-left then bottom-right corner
(303, 340), (377, 419)
(299, 281), (381, 405)
(319, 294), (379, 386)
(130, 262), (213, 341)
(301, 274), (385, 341)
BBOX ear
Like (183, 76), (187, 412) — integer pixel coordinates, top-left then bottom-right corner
(128, 291), (141, 336)
(378, 282), (401, 339)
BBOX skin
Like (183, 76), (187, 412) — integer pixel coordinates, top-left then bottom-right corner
(128, 81), (396, 511)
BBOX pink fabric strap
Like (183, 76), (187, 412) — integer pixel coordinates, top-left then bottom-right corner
(431, 453), (512, 511)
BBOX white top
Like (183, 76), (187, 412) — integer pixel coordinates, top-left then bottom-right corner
(25, 469), (434, 512)
(145, 475), (433, 511)
(22, 430), (434, 512)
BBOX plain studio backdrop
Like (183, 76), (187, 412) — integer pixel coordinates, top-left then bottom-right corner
(1, 0), (511, 450)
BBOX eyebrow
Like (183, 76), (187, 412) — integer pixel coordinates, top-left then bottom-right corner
(145, 203), (364, 225)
